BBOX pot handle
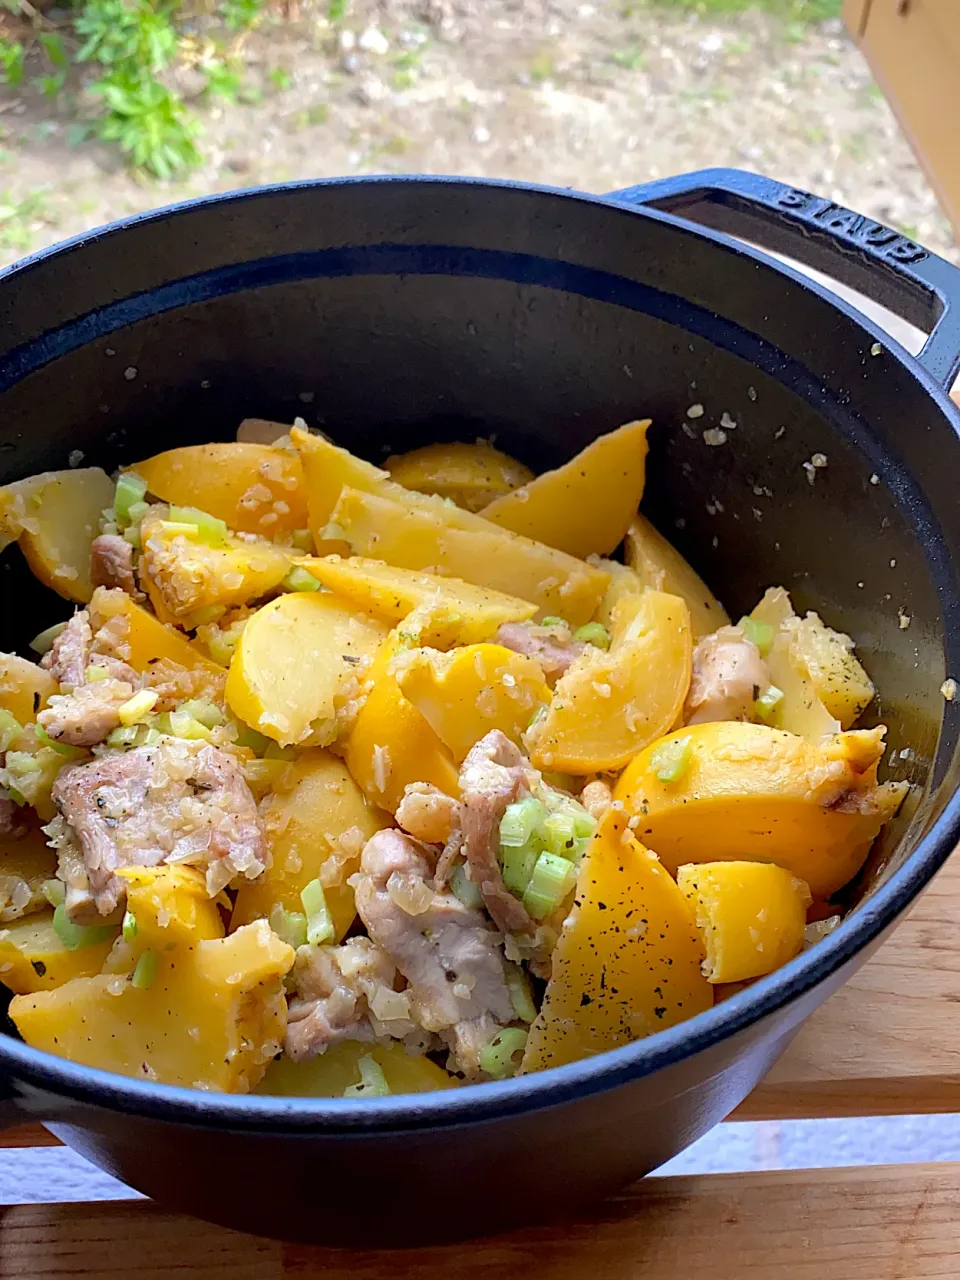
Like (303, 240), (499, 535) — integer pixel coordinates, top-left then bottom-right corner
(607, 166), (960, 390)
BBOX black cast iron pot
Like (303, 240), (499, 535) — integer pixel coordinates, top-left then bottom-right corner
(0, 168), (959, 1245)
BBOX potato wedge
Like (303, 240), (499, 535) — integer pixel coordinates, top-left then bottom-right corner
(226, 592), (387, 747)
(345, 625), (459, 814)
(614, 721), (908, 898)
(677, 861), (812, 984)
(140, 511), (291, 628)
(521, 808), (712, 1073)
(791, 610), (875, 729)
(594, 559), (647, 629)
(329, 486), (609, 626)
(385, 441), (534, 512)
(0, 815), (57, 923)
(0, 909), (116, 995)
(258, 1039), (455, 1096)
(750, 588), (841, 739)
(0, 653), (57, 723)
(625, 513), (729, 638)
(482, 420), (650, 558)
(11, 866), (294, 1092)
(296, 555), (537, 643)
(290, 426), (391, 555)
(89, 588), (224, 684)
(528, 590), (692, 774)
(231, 750), (388, 943)
(396, 643), (550, 762)
(130, 443), (307, 540)
(0, 468), (115, 603)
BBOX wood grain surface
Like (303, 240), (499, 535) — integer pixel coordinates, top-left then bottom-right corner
(0, 1164), (956, 1279)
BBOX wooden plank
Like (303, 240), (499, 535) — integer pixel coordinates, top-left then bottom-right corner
(0, 1124), (59, 1149)
(0, 1164), (958, 1278)
(740, 852), (960, 1119)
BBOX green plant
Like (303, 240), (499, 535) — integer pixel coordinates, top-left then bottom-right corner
(268, 65), (292, 90)
(648, 0), (841, 19)
(93, 72), (201, 178)
(218, 0), (262, 32)
(0, 37), (24, 86)
(610, 44), (644, 69)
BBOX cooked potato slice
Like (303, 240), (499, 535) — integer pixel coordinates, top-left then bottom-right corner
(750, 588), (841, 738)
(329, 486), (609, 626)
(226, 592), (387, 747)
(521, 808), (712, 1073)
(290, 426), (391, 555)
(0, 468), (115, 603)
(89, 588), (224, 684)
(528, 590), (692, 774)
(236, 418), (291, 446)
(791, 611), (875, 729)
(614, 721), (908, 898)
(296, 555), (536, 642)
(0, 908), (116, 995)
(482, 420), (650, 559)
(594, 559), (647, 629)
(231, 750), (388, 943)
(625, 513), (729, 638)
(677, 861), (812, 983)
(11, 865), (294, 1092)
(396, 643), (550, 762)
(0, 816), (57, 924)
(385, 441), (534, 512)
(130, 443), (307, 540)
(0, 653), (57, 723)
(139, 511), (291, 628)
(259, 1039), (456, 1096)
(345, 624), (459, 815)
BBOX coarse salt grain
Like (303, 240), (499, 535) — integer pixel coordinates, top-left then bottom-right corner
(720, 411), (737, 430)
(686, 403), (704, 419)
(942, 679), (958, 701)
(703, 428), (727, 447)
(870, 473), (880, 485)
(870, 342), (882, 356)
(124, 367), (138, 381)
(899, 611), (911, 630)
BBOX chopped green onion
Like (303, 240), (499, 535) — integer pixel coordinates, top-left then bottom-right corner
(125, 500), (150, 526)
(154, 710), (213, 741)
(188, 606), (227, 628)
(232, 722), (273, 755)
(52, 903), (115, 951)
(138, 726), (162, 747)
(85, 664), (111, 683)
(131, 949), (158, 989)
(343, 1053), (391, 1098)
(269, 905), (308, 950)
(34, 725), (87, 759)
(540, 616), (564, 627)
(117, 689), (159, 727)
(179, 700), (224, 729)
(264, 741), (297, 762)
(572, 621), (610, 650)
(282, 566), (322, 593)
(500, 845), (539, 896)
(157, 520), (203, 539)
(41, 878), (65, 908)
(479, 1027), (528, 1079)
(122, 525), (142, 550)
(206, 631), (242, 668)
(0, 710), (22, 752)
(114, 472), (147, 526)
(522, 851), (577, 920)
(541, 811), (579, 861)
(6, 786), (25, 807)
(105, 724), (140, 748)
(504, 964), (538, 1023)
(754, 684), (785, 723)
(450, 863), (484, 910)
(300, 879), (334, 946)
(290, 528), (314, 552)
(649, 735), (693, 784)
(499, 797), (545, 848)
(169, 505), (230, 547)
(29, 621), (67, 656)
(526, 704), (547, 732)
(738, 615), (774, 656)
(122, 911), (138, 943)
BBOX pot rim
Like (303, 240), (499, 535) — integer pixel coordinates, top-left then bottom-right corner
(3, 172), (960, 1134)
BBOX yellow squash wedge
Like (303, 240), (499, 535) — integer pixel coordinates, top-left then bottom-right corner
(614, 720), (908, 898)
(482, 420), (650, 558)
(231, 750), (388, 943)
(0, 653), (57, 724)
(130, 443), (307, 540)
(259, 1039), (456, 1096)
(89, 588), (225, 685)
(528, 590), (692, 774)
(0, 909), (116, 994)
(625, 513), (729, 638)
(522, 809), (712, 1073)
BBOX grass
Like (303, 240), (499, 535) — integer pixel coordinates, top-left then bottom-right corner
(647, 0), (842, 20)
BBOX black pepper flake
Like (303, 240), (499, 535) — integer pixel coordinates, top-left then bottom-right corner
(31, 960), (46, 977)
(580, 994), (593, 1007)
(654, 1007), (667, 1019)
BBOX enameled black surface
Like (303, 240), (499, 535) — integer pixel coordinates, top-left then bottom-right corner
(0, 170), (959, 1243)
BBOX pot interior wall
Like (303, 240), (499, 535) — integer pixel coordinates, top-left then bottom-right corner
(0, 186), (956, 920)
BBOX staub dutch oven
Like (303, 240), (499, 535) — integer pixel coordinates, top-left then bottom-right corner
(0, 168), (958, 1244)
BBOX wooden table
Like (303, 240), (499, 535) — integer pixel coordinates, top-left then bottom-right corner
(3, 847), (958, 1277)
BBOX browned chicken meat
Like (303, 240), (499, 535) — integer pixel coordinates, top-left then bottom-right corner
(51, 739), (268, 919)
(354, 828), (513, 1078)
(494, 621), (584, 682)
(90, 534), (143, 600)
(37, 609), (139, 748)
(684, 626), (770, 726)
